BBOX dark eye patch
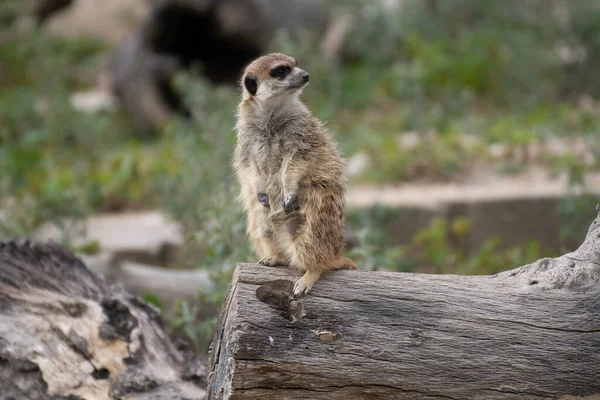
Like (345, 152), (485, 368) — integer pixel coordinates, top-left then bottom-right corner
(270, 65), (291, 79)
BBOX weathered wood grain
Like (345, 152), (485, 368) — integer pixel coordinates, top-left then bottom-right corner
(207, 207), (600, 400)
(0, 239), (206, 400)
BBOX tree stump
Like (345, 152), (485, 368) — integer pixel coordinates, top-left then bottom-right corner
(0, 239), (206, 400)
(207, 207), (600, 400)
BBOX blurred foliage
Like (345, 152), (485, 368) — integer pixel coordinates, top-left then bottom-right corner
(0, 0), (29, 27)
(348, 207), (552, 276)
(0, 29), (140, 236)
(406, 217), (549, 275)
(557, 194), (599, 245)
(1, 0), (600, 350)
(268, 1), (600, 184)
(172, 301), (217, 352)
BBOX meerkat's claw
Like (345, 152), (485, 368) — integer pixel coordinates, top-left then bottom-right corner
(257, 193), (270, 208)
(259, 257), (284, 267)
(293, 279), (311, 297)
(283, 192), (299, 214)
(293, 271), (322, 297)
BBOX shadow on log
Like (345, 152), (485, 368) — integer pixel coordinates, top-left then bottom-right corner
(207, 206), (600, 400)
(0, 239), (206, 399)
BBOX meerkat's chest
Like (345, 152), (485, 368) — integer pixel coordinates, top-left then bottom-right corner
(241, 131), (293, 175)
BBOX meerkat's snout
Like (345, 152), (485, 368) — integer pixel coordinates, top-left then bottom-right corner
(285, 67), (310, 91)
(293, 69), (309, 88)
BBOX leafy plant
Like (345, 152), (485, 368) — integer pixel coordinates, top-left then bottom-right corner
(404, 217), (549, 275)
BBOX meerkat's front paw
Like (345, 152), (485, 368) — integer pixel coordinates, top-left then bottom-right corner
(259, 257), (284, 267)
(283, 192), (299, 214)
(257, 193), (270, 208)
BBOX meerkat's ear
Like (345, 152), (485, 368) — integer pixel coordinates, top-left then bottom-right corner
(244, 76), (258, 96)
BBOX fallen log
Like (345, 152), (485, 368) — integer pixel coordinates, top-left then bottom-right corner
(0, 239), (206, 400)
(83, 253), (215, 318)
(207, 206), (600, 400)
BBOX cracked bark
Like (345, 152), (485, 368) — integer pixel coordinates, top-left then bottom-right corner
(207, 206), (600, 400)
(0, 239), (206, 400)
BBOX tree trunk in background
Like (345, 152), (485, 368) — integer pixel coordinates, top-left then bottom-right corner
(33, 0), (335, 131)
(109, 0), (331, 131)
(32, 0), (74, 23)
(0, 239), (206, 400)
(207, 207), (600, 400)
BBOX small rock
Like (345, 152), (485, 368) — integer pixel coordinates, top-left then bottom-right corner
(396, 132), (421, 150)
(488, 143), (508, 159)
(545, 137), (569, 157)
(556, 44), (586, 64)
(457, 134), (481, 150)
(346, 152), (370, 178)
(380, 0), (403, 12)
(70, 90), (116, 113)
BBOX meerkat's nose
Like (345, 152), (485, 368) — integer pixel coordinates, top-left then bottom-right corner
(302, 73), (310, 83)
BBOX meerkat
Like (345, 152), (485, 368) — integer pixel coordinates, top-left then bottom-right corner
(233, 53), (358, 296)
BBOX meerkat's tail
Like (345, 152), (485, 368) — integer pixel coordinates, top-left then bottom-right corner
(334, 257), (359, 271)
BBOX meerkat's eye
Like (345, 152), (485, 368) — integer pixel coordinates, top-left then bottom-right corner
(270, 65), (291, 79)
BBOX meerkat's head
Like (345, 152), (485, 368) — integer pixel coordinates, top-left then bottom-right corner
(240, 53), (310, 104)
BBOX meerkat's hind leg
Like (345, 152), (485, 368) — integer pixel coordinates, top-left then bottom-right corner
(292, 258), (357, 296)
(254, 236), (287, 267)
(293, 270), (322, 297)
